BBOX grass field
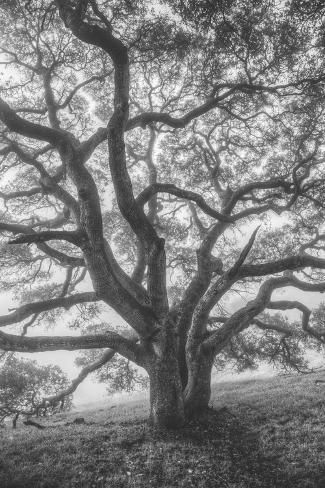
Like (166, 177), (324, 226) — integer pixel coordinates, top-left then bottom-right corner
(2, 372), (325, 487)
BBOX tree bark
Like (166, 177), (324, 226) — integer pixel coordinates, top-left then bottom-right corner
(148, 359), (185, 428)
(146, 327), (185, 428)
(183, 350), (215, 417)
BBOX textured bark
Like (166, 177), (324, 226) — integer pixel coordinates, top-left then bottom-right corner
(148, 358), (185, 428)
(184, 350), (215, 416)
(146, 321), (185, 428)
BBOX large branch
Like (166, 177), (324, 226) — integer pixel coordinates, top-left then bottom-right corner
(204, 275), (325, 352)
(56, 0), (169, 317)
(126, 95), (234, 131)
(257, 299), (325, 342)
(1, 141), (80, 220)
(203, 276), (292, 351)
(8, 230), (83, 246)
(34, 330), (139, 411)
(0, 329), (140, 363)
(189, 223), (325, 328)
(136, 183), (232, 222)
(11, 10), (156, 329)
(0, 293), (98, 328)
(0, 7), (158, 337)
(187, 227), (260, 342)
(82, 75), (325, 156)
(42, 69), (61, 130)
(253, 318), (295, 336)
(227, 178), (293, 207)
(82, 91), (273, 155)
(126, 81), (304, 131)
(0, 97), (69, 147)
(0, 188), (43, 201)
(0, 221), (85, 267)
(195, 168), (308, 270)
(197, 262), (325, 352)
(238, 253), (325, 279)
(127, 78), (325, 130)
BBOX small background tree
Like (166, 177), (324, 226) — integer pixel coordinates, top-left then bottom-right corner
(0, 354), (72, 427)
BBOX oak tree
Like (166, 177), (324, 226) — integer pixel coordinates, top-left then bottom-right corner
(1, 0), (325, 428)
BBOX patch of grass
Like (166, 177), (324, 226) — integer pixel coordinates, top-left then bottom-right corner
(1, 372), (325, 487)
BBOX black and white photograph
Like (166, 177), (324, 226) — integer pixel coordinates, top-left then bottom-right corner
(1, 1), (325, 486)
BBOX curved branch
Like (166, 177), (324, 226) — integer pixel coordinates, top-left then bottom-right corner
(59, 72), (111, 109)
(55, 0), (170, 316)
(188, 227), (260, 341)
(126, 86), (270, 131)
(0, 141), (80, 219)
(204, 275), (325, 352)
(0, 97), (69, 147)
(203, 276), (291, 351)
(0, 293), (98, 327)
(266, 300), (325, 342)
(0, 221), (85, 267)
(136, 183), (232, 222)
(38, 348), (115, 409)
(253, 318), (295, 335)
(228, 178), (293, 206)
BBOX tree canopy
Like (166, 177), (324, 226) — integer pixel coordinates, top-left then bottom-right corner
(1, 0), (325, 427)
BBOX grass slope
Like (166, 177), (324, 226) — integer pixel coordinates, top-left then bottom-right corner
(1, 372), (325, 487)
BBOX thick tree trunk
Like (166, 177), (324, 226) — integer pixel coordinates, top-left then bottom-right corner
(147, 353), (185, 429)
(183, 351), (214, 417)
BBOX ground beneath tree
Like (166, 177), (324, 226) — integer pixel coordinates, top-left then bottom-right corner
(1, 373), (325, 487)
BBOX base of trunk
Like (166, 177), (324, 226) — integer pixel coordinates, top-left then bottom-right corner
(149, 405), (185, 429)
(148, 360), (185, 429)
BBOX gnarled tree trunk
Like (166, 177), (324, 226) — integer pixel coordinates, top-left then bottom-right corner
(184, 349), (215, 417)
(148, 357), (185, 428)
(145, 323), (185, 428)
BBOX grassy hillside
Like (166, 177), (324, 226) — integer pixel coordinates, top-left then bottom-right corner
(1, 372), (325, 487)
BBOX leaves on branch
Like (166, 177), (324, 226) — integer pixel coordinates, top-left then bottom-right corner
(0, 355), (72, 425)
